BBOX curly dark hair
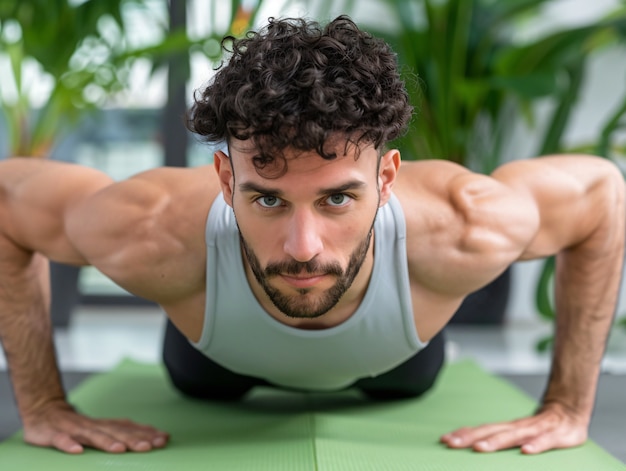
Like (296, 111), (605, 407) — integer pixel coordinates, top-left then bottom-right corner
(187, 15), (413, 177)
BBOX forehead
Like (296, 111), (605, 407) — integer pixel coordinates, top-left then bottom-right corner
(227, 138), (378, 178)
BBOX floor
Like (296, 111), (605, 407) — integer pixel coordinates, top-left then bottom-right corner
(1, 306), (625, 464)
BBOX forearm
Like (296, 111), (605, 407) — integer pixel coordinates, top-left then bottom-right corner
(542, 185), (625, 422)
(0, 240), (68, 421)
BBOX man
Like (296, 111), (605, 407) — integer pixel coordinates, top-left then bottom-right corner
(0, 15), (623, 456)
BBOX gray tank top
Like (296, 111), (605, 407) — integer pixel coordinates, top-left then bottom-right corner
(192, 193), (426, 391)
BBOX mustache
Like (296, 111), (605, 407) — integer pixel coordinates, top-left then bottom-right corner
(264, 259), (343, 277)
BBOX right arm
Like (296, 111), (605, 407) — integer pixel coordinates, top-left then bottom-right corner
(0, 158), (169, 453)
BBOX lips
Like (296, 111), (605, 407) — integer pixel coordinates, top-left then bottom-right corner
(280, 273), (327, 288)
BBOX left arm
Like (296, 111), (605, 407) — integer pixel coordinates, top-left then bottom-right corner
(442, 155), (625, 454)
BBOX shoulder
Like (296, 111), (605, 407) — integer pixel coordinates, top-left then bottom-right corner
(0, 158), (115, 263)
(68, 165), (222, 303)
(392, 160), (539, 296)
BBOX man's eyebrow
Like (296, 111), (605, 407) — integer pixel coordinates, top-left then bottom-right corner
(238, 180), (366, 196)
(238, 182), (283, 196)
(317, 180), (366, 195)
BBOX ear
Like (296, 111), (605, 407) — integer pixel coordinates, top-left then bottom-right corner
(378, 149), (401, 206)
(214, 150), (234, 206)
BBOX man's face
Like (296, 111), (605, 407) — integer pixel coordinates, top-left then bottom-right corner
(216, 138), (398, 320)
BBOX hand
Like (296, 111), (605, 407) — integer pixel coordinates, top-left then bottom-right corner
(440, 403), (588, 454)
(22, 401), (169, 454)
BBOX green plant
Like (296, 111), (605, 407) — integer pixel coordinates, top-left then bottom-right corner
(363, 0), (626, 171)
(0, 0), (263, 158)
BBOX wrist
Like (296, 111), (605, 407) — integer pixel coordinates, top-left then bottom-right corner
(538, 398), (592, 427)
(20, 396), (73, 425)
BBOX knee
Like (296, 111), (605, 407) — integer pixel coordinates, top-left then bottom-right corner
(359, 373), (440, 401)
(165, 365), (253, 402)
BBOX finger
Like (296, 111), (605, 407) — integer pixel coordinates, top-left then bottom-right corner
(25, 415), (169, 454)
(24, 427), (86, 454)
(471, 415), (570, 453)
(100, 418), (167, 436)
(105, 419), (170, 440)
(99, 420), (170, 451)
(521, 428), (587, 455)
(441, 423), (512, 448)
(72, 428), (127, 453)
(151, 435), (169, 449)
(50, 432), (84, 454)
(472, 427), (540, 453)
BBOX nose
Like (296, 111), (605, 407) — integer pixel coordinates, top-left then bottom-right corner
(283, 209), (324, 262)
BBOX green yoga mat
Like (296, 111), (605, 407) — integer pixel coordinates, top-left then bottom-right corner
(1, 360), (623, 470)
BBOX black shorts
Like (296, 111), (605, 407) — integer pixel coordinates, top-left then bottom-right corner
(162, 319), (445, 401)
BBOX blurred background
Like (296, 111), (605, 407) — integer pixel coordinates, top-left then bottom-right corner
(1, 0), (626, 460)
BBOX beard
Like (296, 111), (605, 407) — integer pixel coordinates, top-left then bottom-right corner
(239, 224), (375, 319)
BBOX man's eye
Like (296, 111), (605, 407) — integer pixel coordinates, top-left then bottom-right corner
(326, 194), (351, 207)
(256, 195), (283, 208)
